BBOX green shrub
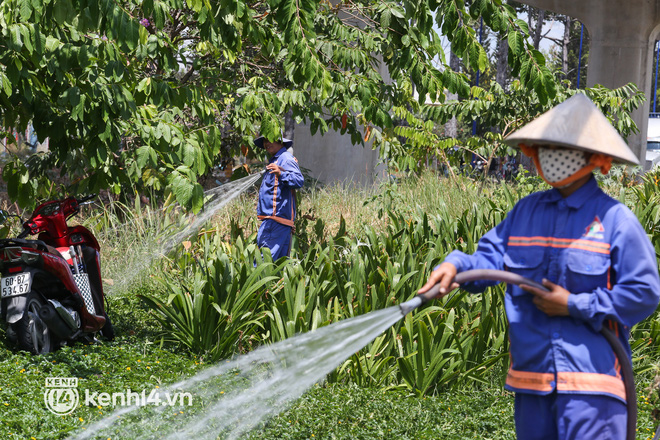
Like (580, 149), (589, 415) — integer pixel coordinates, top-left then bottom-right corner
(139, 235), (282, 361)
(141, 200), (513, 393)
(138, 172), (660, 395)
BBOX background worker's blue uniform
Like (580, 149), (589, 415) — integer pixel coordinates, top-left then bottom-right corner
(256, 147), (304, 260)
(444, 176), (660, 439)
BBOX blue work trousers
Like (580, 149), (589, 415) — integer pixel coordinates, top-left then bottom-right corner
(256, 219), (292, 261)
(514, 392), (626, 440)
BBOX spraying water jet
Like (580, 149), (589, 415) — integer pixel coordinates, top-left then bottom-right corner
(68, 305), (404, 440)
(105, 171), (264, 294)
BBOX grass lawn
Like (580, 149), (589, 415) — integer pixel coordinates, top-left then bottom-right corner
(0, 293), (205, 439)
(249, 384), (660, 440)
(247, 385), (517, 440)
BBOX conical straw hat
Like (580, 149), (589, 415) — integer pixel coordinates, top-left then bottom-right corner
(503, 93), (639, 165)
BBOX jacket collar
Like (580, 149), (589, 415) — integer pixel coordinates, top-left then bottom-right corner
(546, 174), (600, 209)
(270, 147), (286, 162)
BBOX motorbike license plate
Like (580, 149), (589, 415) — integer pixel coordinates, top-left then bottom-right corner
(1, 272), (32, 298)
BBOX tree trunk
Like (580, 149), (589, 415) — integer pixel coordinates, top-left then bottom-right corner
(532, 10), (545, 50)
(562, 15), (572, 78)
(284, 109), (295, 152)
(450, 47), (461, 74)
(496, 35), (509, 88)
(444, 50), (461, 138)
(284, 109), (294, 141)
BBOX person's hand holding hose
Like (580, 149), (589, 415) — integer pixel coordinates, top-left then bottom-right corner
(266, 163), (282, 177)
(418, 262), (459, 298)
(521, 279), (570, 316)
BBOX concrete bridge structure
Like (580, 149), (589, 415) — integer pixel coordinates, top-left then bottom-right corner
(520, 0), (660, 166)
(294, 1), (660, 184)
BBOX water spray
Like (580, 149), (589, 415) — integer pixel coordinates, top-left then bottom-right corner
(105, 171), (264, 294)
(70, 266), (637, 440)
(399, 269), (637, 440)
(68, 303), (404, 440)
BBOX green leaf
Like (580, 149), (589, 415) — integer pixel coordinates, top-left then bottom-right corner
(19, 0), (33, 21)
(169, 172), (194, 208)
(0, 72), (12, 97)
(381, 9), (391, 29)
(64, 86), (81, 108)
(153, 0), (167, 28)
(136, 145), (157, 168)
(514, 18), (530, 35)
(18, 180), (35, 208)
(390, 6), (405, 19)
(137, 78), (152, 95)
(9, 25), (23, 51)
(72, 95), (86, 121)
(507, 31), (523, 56)
(122, 13), (139, 50)
(260, 113), (281, 141)
(182, 141), (197, 167)
(191, 183), (204, 213)
(243, 93), (257, 112)
(530, 48), (545, 66)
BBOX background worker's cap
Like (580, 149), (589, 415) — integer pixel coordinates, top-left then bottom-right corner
(254, 132), (293, 149)
(503, 93), (639, 165)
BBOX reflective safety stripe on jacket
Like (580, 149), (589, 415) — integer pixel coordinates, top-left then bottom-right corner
(257, 147), (304, 226)
(444, 176), (660, 403)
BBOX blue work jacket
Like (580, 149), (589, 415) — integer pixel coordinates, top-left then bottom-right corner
(444, 176), (660, 402)
(257, 147), (304, 227)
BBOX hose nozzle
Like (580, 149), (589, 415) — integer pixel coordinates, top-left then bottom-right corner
(399, 269), (547, 317)
(398, 296), (423, 316)
(398, 285), (440, 316)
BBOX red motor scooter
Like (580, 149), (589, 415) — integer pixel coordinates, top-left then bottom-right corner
(0, 194), (114, 354)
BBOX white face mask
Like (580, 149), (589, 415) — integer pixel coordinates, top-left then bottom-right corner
(537, 147), (587, 185)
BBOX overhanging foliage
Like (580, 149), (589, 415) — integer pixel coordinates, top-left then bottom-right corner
(1, 0), (561, 210)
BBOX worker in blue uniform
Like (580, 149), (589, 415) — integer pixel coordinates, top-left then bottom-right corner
(419, 94), (660, 440)
(254, 134), (304, 260)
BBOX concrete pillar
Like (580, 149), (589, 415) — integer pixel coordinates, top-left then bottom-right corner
(292, 0), (388, 185)
(518, 0), (660, 164)
(292, 67), (391, 185)
(293, 125), (387, 186)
